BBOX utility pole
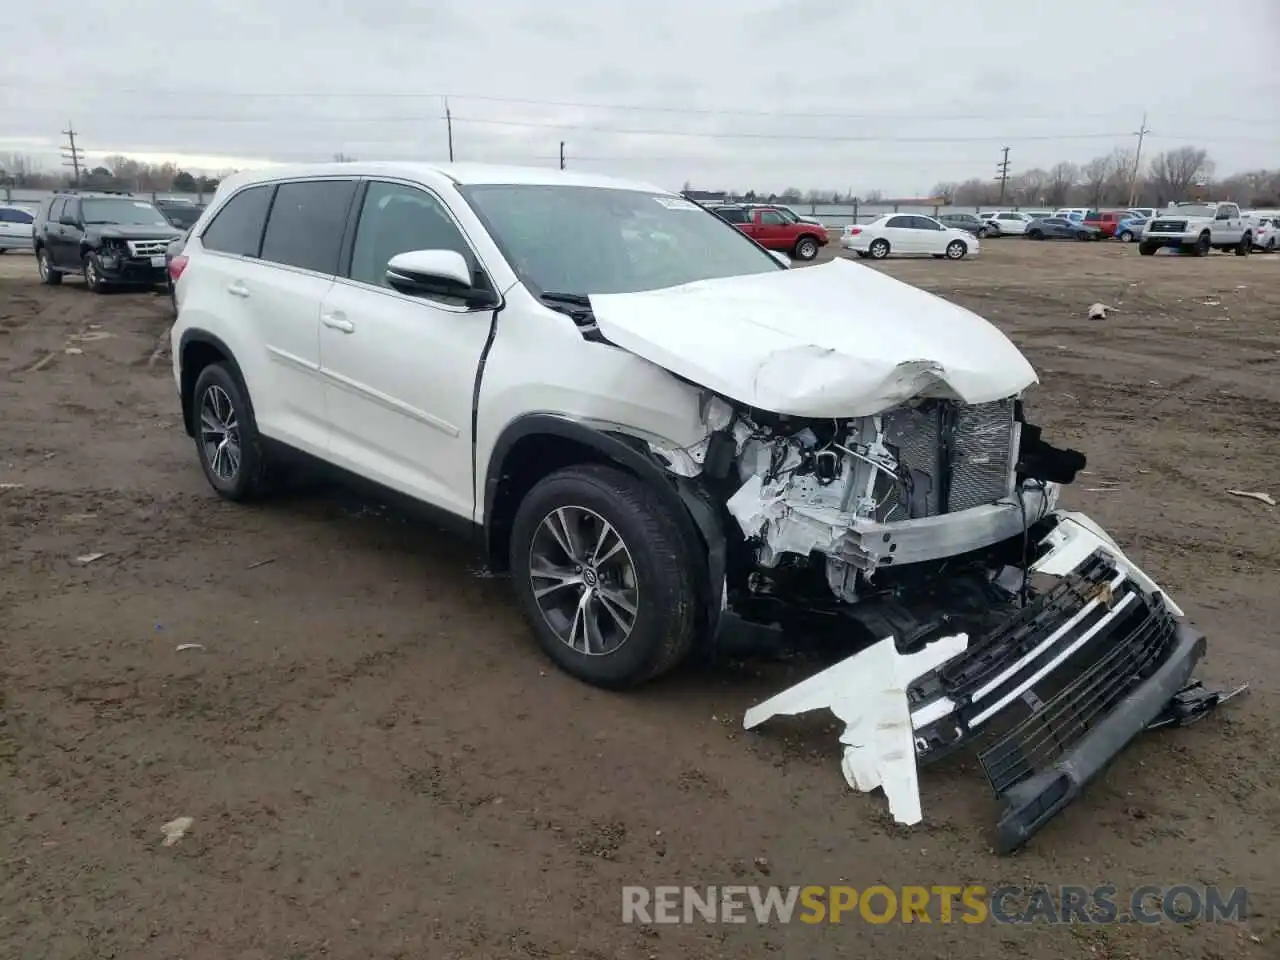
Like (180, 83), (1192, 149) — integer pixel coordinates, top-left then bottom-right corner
(61, 122), (83, 184)
(995, 146), (1010, 204)
(559, 141), (565, 170)
(1128, 111), (1150, 207)
(444, 98), (454, 162)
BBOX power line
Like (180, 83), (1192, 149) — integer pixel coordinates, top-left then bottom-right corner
(3, 83), (1273, 125)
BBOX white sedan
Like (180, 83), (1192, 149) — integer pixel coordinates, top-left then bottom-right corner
(0, 204), (35, 252)
(841, 214), (979, 260)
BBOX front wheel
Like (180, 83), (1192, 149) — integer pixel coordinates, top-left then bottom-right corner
(83, 256), (108, 294)
(976, 227), (988, 239)
(1028, 230), (1044, 240)
(868, 238), (891, 259)
(191, 363), (271, 501)
(1235, 235), (1252, 256)
(510, 465), (699, 688)
(793, 235), (820, 261)
(1192, 233), (1211, 256)
(945, 239), (967, 260)
(1138, 242), (1158, 256)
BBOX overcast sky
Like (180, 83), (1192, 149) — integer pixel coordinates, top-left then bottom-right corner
(1, 0), (1277, 195)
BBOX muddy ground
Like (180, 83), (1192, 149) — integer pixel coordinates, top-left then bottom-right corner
(1, 241), (1277, 959)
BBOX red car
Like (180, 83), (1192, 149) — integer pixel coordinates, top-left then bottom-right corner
(1084, 210), (1132, 237)
(710, 205), (828, 261)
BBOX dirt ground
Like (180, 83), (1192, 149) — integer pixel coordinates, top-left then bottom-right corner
(1, 240), (1277, 959)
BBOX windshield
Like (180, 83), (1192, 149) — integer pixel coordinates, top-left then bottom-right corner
(159, 205), (204, 228)
(1171, 204), (1217, 217)
(459, 184), (781, 296)
(81, 199), (171, 227)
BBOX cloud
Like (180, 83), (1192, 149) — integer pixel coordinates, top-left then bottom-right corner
(0, 0), (1276, 193)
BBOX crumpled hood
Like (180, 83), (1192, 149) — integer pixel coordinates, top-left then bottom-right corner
(588, 258), (1038, 417)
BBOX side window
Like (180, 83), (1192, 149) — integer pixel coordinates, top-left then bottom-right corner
(51, 199), (67, 222)
(885, 215), (911, 228)
(259, 179), (357, 274)
(62, 200), (80, 224)
(201, 184), (274, 257)
(16, 209), (34, 224)
(348, 181), (479, 295)
(913, 216), (942, 230)
(758, 210), (786, 225)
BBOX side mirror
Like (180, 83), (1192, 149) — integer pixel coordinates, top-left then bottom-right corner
(385, 249), (497, 307)
(59, 215), (79, 228)
(769, 250), (792, 268)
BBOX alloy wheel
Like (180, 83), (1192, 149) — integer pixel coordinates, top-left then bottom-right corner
(199, 384), (241, 482)
(528, 505), (638, 656)
(38, 252), (48, 279)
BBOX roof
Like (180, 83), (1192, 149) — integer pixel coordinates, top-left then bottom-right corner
(218, 161), (669, 195)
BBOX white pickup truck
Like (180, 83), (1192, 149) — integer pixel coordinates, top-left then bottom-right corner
(1139, 202), (1253, 256)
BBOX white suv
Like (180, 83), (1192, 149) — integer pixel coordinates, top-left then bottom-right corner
(981, 211), (1034, 236)
(170, 162), (1213, 850)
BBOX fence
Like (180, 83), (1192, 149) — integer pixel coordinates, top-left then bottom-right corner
(2, 188), (209, 208)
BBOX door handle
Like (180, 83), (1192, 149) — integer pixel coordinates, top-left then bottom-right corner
(321, 312), (354, 333)
(227, 281), (250, 298)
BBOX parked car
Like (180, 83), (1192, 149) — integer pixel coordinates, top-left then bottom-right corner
(0, 204), (35, 252)
(745, 203), (825, 227)
(841, 214), (978, 259)
(169, 160), (1217, 854)
(1249, 215), (1277, 251)
(1113, 216), (1149, 242)
(165, 230), (191, 311)
(982, 211), (1034, 236)
(1084, 210), (1134, 237)
(1126, 208), (1156, 220)
(712, 204), (827, 260)
(155, 199), (206, 230)
(1022, 210), (1054, 221)
(938, 212), (990, 238)
(32, 191), (183, 291)
(1139, 202), (1252, 257)
(1025, 217), (1104, 241)
(1052, 208), (1089, 222)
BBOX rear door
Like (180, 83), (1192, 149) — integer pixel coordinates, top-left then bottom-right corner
(48, 198), (80, 267)
(882, 215), (916, 251)
(318, 178), (497, 515)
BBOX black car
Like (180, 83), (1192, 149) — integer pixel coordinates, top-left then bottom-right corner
(938, 213), (990, 238)
(32, 190), (183, 293)
(154, 199), (206, 230)
(1025, 217), (1104, 241)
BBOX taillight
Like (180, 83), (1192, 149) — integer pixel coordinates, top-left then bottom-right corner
(168, 255), (188, 281)
(849, 227), (862, 235)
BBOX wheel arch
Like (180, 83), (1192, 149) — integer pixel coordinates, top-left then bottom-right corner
(178, 329), (250, 438)
(482, 413), (726, 636)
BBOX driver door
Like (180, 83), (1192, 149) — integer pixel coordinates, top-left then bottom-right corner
(317, 179), (497, 516)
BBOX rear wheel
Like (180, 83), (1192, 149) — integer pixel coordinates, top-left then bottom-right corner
(1028, 229), (1044, 240)
(1118, 230), (1135, 242)
(37, 248), (62, 285)
(192, 363), (271, 501)
(509, 464), (699, 688)
(868, 238), (891, 259)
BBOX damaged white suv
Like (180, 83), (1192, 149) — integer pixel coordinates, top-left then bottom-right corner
(172, 162), (1220, 852)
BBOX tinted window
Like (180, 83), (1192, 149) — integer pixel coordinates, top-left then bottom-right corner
(260, 179), (357, 274)
(758, 210), (787, 225)
(0, 208), (33, 223)
(348, 181), (478, 292)
(885, 215), (911, 228)
(202, 185), (274, 257)
(47, 199), (64, 222)
(912, 216), (941, 230)
(717, 207), (748, 224)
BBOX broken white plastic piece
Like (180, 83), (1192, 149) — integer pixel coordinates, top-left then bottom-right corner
(161, 816), (193, 846)
(744, 632), (969, 825)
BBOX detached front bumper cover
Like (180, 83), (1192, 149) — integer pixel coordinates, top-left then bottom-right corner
(744, 510), (1243, 854)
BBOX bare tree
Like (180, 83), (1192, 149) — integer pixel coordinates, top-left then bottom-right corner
(1148, 146), (1214, 203)
(332, 152), (357, 162)
(1011, 168), (1048, 205)
(1103, 148), (1137, 204)
(1080, 155), (1116, 207)
(1045, 162), (1078, 207)
(930, 181), (958, 204)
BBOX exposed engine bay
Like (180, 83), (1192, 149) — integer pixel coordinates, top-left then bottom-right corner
(642, 390), (1241, 853)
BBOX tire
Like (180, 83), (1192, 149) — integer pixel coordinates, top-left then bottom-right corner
(509, 464), (699, 688)
(191, 363), (271, 502)
(37, 248), (62, 286)
(868, 238), (891, 259)
(1118, 231), (1135, 242)
(1028, 230), (1044, 240)
(1191, 233), (1211, 257)
(83, 255), (108, 294)
(1268, 238), (1276, 252)
(1235, 234), (1251, 257)
(945, 239), (967, 260)
(855, 251), (870, 259)
(976, 227), (988, 239)
(1138, 242), (1158, 256)
(793, 235), (820, 261)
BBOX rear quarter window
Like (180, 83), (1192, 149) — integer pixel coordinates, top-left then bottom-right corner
(201, 185), (275, 257)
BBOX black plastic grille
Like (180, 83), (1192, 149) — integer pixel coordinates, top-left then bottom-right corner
(977, 597), (1179, 795)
